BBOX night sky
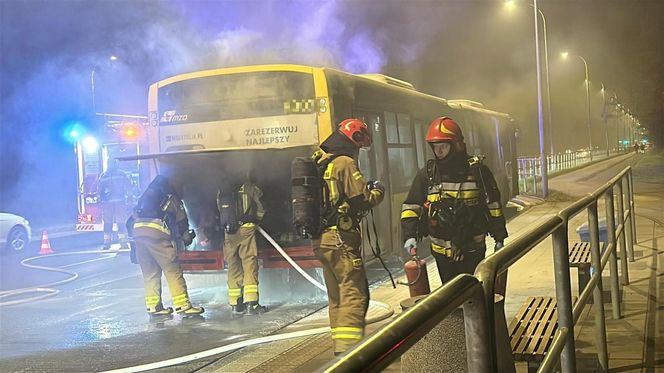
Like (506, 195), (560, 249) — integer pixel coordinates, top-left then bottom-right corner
(1, 0), (662, 227)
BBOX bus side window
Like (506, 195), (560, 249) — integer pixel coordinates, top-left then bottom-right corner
(386, 111), (417, 191)
(388, 148), (417, 190)
(397, 113), (413, 144)
(385, 112), (399, 144)
(414, 119), (427, 168)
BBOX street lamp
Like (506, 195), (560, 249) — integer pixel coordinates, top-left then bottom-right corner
(561, 52), (592, 161)
(532, 0), (548, 197)
(600, 83), (610, 157)
(91, 68), (97, 115)
(91, 55), (119, 116)
(504, 0), (554, 156)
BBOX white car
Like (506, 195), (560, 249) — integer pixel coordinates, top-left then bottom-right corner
(0, 212), (32, 254)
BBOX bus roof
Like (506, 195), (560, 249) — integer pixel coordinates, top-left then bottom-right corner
(447, 99), (512, 119)
(154, 64), (318, 87)
(152, 64), (512, 120)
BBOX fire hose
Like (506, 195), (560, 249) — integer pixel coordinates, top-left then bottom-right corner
(101, 228), (394, 372)
(0, 249), (124, 307)
(1, 230), (394, 372)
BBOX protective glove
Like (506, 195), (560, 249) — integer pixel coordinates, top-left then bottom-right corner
(403, 238), (417, 256)
(181, 229), (196, 247)
(367, 180), (386, 194)
(494, 241), (505, 251)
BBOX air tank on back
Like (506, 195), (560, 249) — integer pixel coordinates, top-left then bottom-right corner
(291, 157), (321, 239)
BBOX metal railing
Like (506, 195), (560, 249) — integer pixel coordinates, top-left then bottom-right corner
(518, 148), (629, 194)
(323, 166), (637, 373)
(536, 166), (636, 372)
(319, 274), (492, 372)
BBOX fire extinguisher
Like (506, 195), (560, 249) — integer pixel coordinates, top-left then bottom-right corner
(399, 256), (431, 297)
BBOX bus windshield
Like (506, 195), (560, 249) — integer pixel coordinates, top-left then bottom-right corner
(158, 71), (315, 124)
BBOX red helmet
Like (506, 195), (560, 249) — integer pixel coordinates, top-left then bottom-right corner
(338, 118), (372, 147)
(425, 117), (463, 143)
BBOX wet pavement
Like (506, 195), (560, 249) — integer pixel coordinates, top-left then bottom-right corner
(0, 232), (402, 372)
(193, 151), (664, 372)
(1, 151), (661, 372)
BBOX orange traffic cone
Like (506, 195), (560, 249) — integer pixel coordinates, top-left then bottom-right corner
(39, 230), (54, 255)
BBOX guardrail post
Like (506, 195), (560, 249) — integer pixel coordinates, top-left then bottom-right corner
(615, 180), (630, 285)
(604, 188), (622, 319)
(587, 201), (609, 371)
(532, 159), (538, 194)
(621, 176), (635, 263)
(627, 170), (637, 254)
(463, 287), (494, 373)
(477, 261), (499, 373)
(551, 224), (577, 373)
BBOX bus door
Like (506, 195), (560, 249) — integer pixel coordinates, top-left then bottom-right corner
(354, 110), (394, 260)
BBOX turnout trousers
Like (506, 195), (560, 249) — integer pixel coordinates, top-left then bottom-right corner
(431, 235), (487, 284)
(224, 225), (260, 304)
(102, 201), (128, 246)
(134, 231), (193, 312)
(314, 228), (369, 354)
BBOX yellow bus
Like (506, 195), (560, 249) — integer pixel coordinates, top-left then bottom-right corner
(131, 64), (517, 271)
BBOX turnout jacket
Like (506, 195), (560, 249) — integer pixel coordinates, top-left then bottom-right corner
(401, 156), (507, 245)
(317, 151), (384, 246)
(133, 193), (190, 240)
(98, 168), (132, 203)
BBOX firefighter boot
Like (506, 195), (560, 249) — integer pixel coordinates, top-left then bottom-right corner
(245, 301), (268, 315)
(231, 297), (245, 316)
(176, 305), (205, 317)
(148, 304), (174, 320)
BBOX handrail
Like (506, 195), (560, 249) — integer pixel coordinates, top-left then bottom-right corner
(319, 274), (491, 373)
(322, 165), (636, 373)
(476, 166), (633, 372)
(475, 216), (562, 368)
(537, 327), (569, 373)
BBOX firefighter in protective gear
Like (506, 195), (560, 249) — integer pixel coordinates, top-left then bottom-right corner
(401, 117), (508, 284)
(97, 159), (133, 249)
(314, 118), (385, 355)
(218, 179), (267, 315)
(131, 175), (204, 317)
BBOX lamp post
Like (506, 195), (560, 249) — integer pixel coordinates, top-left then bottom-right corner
(532, 6), (554, 156)
(504, 0), (550, 196)
(561, 52), (592, 161)
(601, 83), (610, 157)
(533, 0), (548, 197)
(90, 55), (119, 117)
(91, 68), (97, 115)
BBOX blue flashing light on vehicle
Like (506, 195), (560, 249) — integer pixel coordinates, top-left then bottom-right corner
(63, 122), (88, 143)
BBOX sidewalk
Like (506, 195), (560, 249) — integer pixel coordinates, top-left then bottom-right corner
(200, 151), (663, 372)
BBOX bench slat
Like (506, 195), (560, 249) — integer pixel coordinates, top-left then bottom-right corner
(523, 299), (557, 358)
(509, 296), (559, 363)
(508, 297), (538, 351)
(512, 297), (544, 353)
(519, 297), (556, 359)
(534, 313), (559, 361)
(569, 242), (592, 266)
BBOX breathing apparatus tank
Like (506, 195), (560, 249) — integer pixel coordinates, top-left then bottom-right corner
(291, 157), (321, 238)
(218, 188), (239, 234)
(403, 256), (431, 297)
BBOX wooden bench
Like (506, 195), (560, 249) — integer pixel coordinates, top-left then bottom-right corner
(569, 242), (592, 298)
(508, 296), (559, 373)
